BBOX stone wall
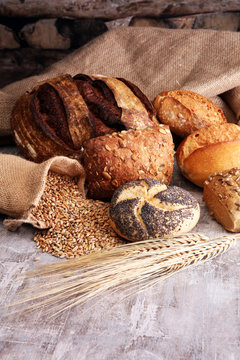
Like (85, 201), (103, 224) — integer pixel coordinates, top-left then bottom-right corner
(0, 0), (240, 88)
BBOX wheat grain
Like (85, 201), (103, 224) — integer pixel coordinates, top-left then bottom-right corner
(31, 171), (126, 258)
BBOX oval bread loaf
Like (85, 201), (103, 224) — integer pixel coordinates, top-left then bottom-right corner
(109, 178), (200, 241)
(203, 168), (240, 232)
(176, 123), (240, 187)
(83, 125), (174, 200)
(153, 90), (226, 138)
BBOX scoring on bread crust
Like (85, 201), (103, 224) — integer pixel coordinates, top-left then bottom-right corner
(109, 179), (200, 241)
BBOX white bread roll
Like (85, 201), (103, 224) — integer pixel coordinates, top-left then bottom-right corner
(176, 123), (240, 187)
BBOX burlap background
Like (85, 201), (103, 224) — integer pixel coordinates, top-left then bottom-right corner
(0, 155), (85, 230)
(1, 27), (240, 138)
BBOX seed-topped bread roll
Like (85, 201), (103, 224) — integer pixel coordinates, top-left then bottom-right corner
(109, 179), (200, 241)
(83, 125), (174, 200)
(176, 123), (240, 187)
(203, 168), (240, 232)
(153, 90), (226, 138)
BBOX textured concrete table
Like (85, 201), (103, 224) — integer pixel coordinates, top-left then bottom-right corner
(0, 146), (239, 360)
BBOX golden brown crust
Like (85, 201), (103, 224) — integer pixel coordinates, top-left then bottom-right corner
(203, 168), (240, 232)
(109, 178), (200, 241)
(153, 90), (226, 138)
(176, 123), (240, 187)
(83, 125), (174, 200)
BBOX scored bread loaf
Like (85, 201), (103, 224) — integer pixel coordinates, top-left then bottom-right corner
(109, 178), (200, 241)
(176, 123), (240, 187)
(203, 168), (240, 232)
(11, 74), (158, 162)
(153, 90), (226, 138)
(83, 125), (174, 200)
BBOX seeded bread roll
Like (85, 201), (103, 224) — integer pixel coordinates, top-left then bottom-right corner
(203, 168), (240, 232)
(83, 125), (174, 200)
(153, 90), (226, 138)
(109, 179), (200, 241)
(176, 123), (240, 187)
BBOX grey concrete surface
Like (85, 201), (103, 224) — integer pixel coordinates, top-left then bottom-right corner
(0, 146), (239, 360)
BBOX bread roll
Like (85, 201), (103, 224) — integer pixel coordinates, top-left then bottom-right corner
(153, 90), (226, 138)
(11, 74), (158, 162)
(83, 125), (174, 200)
(176, 123), (240, 187)
(203, 168), (240, 232)
(109, 178), (200, 241)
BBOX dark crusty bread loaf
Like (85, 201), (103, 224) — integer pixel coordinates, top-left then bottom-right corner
(74, 74), (158, 136)
(176, 123), (240, 187)
(83, 125), (174, 200)
(109, 178), (200, 241)
(153, 90), (226, 138)
(11, 73), (158, 162)
(11, 74), (91, 162)
(203, 168), (240, 232)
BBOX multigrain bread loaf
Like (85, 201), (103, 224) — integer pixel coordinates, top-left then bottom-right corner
(11, 74), (158, 162)
(83, 125), (174, 200)
(203, 168), (240, 232)
(176, 123), (240, 187)
(153, 90), (226, 138)
(109, 178), (200, 241)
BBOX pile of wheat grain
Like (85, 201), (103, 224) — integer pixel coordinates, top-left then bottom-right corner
(31, 171), (126, 258)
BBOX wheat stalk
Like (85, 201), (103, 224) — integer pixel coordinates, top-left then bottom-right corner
(3, 233), (238, 316)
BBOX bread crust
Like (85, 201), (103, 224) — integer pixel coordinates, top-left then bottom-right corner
(153, 90), (226, 138)
(11, 73), (158, 162)
(11, 74), (91, 162)
(176, 123), (240, 187)
(83, 125), (174, 200)
(109, 178), (200, 241)
(203, 168), (240, 232)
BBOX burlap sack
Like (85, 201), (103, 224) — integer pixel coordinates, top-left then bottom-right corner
(1, 26), (240, 139)
(0, 155), (85, 231)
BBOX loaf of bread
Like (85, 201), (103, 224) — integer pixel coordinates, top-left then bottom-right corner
(176, 123), (240, 187)
(11, 73), (158, 162)
(109, 178), (200, 241)
(83, 125), (174, 200)
(153, 90), (226, 138)
(203, 168), (240, 232)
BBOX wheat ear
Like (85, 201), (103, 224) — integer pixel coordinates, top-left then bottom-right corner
(3, 233), (238, 316)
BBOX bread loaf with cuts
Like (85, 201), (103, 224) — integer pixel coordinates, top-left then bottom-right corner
(109, 178), (200, 241)
(153, 90), (226, 138)
(11, 74), (158, 162)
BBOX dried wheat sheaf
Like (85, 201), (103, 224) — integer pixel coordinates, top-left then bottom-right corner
(5, 233), (238, 316)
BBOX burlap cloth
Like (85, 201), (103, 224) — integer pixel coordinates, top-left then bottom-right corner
(0, 155), (85, 230)
(1, 27), (240, 229)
